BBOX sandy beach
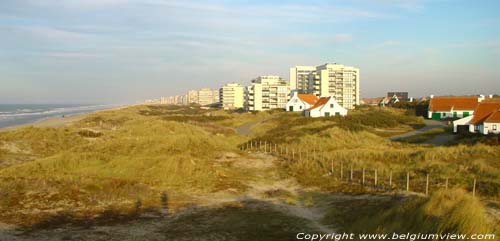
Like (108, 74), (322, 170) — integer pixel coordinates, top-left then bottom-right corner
(0, 105), (130, 133)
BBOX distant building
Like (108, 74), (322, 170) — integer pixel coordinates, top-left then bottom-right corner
(305, 96), (348, 118)
(220, 83), (245, 110)
(387, 92), (409, 101)
(289, 63), (360, 109)
(428, 95), (483, 120)
(246, 76), (290, 111)
(286, 91), (319, 112)
(361, 97), (384, 106)
(187, 88), (219, 106)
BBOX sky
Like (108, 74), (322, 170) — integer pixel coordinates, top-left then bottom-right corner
(0, 0), (499, 104)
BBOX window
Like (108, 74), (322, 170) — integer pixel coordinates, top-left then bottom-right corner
(330, 104), (334, 108)
(494, 124), (497, 131)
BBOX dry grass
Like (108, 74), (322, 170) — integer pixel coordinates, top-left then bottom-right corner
(323, 189), (499, 236)
(0, 105), (249, 226)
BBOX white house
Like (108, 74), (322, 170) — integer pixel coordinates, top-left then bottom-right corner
(305, 96), (347, 118)
(286, 92), (319, 112)
(453, 102), (500, 134)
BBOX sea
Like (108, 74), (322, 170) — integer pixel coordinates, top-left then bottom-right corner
(0, 104), (119, 129)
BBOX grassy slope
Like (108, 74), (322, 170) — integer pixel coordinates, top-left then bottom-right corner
(323, 190), (499, 239)
(0, 105), (249, 225)
(0, 104), (499, 233)
(244, 107), (500, 199)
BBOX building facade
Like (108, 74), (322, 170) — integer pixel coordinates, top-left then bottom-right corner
(220, 83), (245, 110)
(305, 96), (348, 118)
(289, 66), (316, 93)
(187, 88), (219, 106)
(289, 63), (360, 109)
(286, 91), (318, 112)
(246, 76), (290, 111)
(427, 96), (482, 120)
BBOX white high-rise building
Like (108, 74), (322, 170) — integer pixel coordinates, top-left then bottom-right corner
(246, 76), (290, 111)
(220, 83), (245, 110)
(289, 63), (360, 109)
(289, 66), (316, 92)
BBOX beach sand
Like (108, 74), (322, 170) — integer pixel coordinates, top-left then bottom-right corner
(0, 105), (131, 133)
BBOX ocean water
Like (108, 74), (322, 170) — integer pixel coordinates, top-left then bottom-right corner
(0, 104), (117, 128)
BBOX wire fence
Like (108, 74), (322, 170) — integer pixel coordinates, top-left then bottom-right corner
(239, 140), (482, 198)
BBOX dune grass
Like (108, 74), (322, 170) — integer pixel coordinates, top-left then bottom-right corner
(323, 189), (499, 238)
(0, 104), (499, 229)
(0, 105), (249, 225)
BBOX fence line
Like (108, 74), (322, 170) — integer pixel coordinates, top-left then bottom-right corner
(240, 140), (482, 198)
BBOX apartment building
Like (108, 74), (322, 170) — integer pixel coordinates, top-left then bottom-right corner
(289, 66), (316, 93)
(187, 88), (220, 106)
(220, 83), (245, 110)
(246, 76), (290, 111)
(289, 63), (360, 109)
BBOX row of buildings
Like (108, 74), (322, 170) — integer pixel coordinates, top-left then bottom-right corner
(424, 95), (500, 135)
(159, 63), (360, 113)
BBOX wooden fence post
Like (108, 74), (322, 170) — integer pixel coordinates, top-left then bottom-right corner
(285, 147), (288, 157)
(406, 172), (410, 192)
(259, 140), (262, 151)
(264, 141), (267, 153)
(299, 151), (302, 161)
(374, 169), (378, 187)
(445, 177), (448, 190)
(350, 163), (353, 182)
(292, 150), (295, 160)
(362, 168), (366, 186)
(275, 143), (277, 153)
(472, 178), (477, 198)
(340, 162), (343, 180)
(389, 170), (393, 189)
(425, 174), (430, 196)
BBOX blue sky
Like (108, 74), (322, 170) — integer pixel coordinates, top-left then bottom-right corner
(0, 0), (499, 104)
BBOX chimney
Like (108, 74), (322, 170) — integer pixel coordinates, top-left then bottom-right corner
(430, 95), (434, 99)
(489, 94), (493, 98)
(479, 95), (485, 102)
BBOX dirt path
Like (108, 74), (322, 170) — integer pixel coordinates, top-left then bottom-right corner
(235, 118), (273, 136)
(201, 152), (336, 234)
(1, 152), (336, 240)
(389, 119), (448, 141)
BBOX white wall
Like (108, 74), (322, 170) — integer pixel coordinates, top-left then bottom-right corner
(307, 98), (347, 118)
(484, 122), (500, 134)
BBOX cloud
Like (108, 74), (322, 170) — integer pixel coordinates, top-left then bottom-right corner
(1, 25), (86, 41)
(375, 40), (401, 48)
(332, 34), (353, 43)
(45, 52), (103, 59)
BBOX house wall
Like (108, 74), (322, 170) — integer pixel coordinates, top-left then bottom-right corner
(483, 122), (500, 134)
(307, 98), (348, 118)
(452, 115), (473, 133)
(286, 97), (308, 112)
(428, 110), (474, 119)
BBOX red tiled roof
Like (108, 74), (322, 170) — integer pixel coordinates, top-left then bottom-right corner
(470, 103), (500, 124)
(429, 96), (479, 112)
(485, 111), (500, 123)
(483, 98), (500, 103)
(307, 97), (330, 111)
(361, 97), (383, 105)
(298, 94), (319, 105)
